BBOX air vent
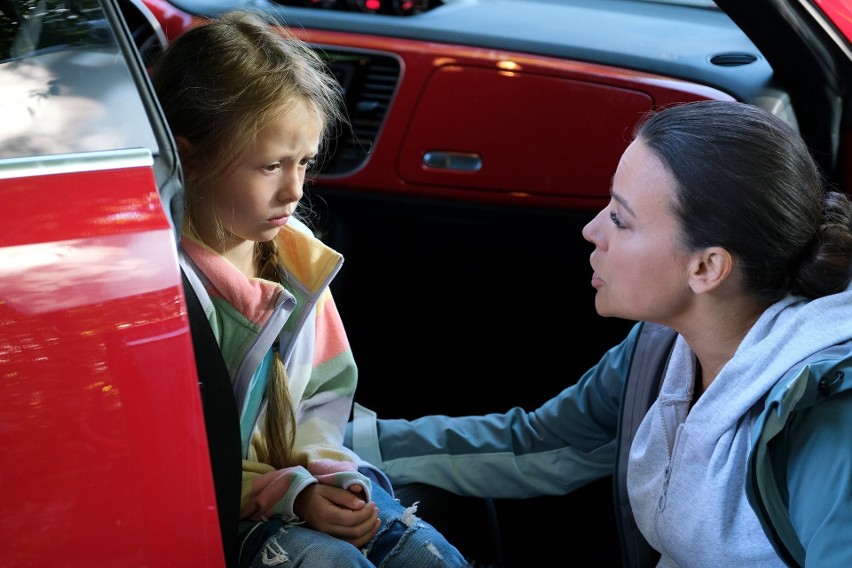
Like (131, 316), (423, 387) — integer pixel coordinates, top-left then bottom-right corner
(318, 49), (401, 176)
(709, 52), (758, 67)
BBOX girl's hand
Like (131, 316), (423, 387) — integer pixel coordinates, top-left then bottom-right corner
(293, 484), (380, 547)
(347, 483), (368, 503)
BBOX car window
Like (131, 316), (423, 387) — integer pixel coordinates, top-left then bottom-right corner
(0, 0), (158, 159)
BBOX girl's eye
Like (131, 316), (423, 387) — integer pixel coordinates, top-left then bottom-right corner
(263, 162), (281, 172)
(609, 210), (624, 229)
(300, 157), (316, 168)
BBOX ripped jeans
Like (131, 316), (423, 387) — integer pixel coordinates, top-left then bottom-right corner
(238, 484), (469, 568)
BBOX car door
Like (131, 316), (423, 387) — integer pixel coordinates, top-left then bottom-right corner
(0, 1), (224, 565)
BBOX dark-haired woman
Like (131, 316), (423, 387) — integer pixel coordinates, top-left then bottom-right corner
(349, 100), (852, 567)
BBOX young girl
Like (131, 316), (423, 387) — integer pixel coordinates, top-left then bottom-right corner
(150, 11), (467, 568)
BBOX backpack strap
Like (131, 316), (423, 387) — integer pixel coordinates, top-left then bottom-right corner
(615, 322), (678, 568)
(181, 269), (242, 568)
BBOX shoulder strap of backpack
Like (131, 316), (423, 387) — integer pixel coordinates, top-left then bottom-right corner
(181, 269), (242, 568)
(615, 322), (678, 568)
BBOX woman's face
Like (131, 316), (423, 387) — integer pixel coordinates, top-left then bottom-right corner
(582, 137), (696, 325)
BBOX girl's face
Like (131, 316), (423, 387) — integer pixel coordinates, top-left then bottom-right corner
(581, 138), (696, 325)
(195, 99), (323, 254)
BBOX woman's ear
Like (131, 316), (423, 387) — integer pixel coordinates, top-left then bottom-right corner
(688, 246), (733, 294)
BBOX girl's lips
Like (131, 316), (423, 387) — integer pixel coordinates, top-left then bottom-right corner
(268, 215), (290, 227)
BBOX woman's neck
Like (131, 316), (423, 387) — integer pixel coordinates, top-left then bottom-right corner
(679, 300), (765, 392)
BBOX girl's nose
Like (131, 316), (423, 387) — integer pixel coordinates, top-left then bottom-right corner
(278, 169), (304, 203)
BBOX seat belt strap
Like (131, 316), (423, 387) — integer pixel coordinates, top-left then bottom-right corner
(182, 269), (242, 568)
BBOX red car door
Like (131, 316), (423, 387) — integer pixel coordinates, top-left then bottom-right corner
(0, 1), (224, 565)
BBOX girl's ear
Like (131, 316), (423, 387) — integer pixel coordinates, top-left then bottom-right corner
(175, 136), (195, 180)
(688, 246), (733, 294)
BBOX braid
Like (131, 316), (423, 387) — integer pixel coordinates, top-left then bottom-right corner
(258, 240), (296, 469)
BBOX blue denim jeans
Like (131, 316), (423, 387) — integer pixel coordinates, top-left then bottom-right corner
(239, 484), (469, 567)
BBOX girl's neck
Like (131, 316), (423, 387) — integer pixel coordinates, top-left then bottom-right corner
(219, 240), (258, 278)
(192, 222), (258, 278)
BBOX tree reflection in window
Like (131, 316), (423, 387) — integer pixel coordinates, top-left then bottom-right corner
(1, 0), (108, 62)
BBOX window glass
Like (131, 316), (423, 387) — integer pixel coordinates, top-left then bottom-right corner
(0, 0), (158, 159)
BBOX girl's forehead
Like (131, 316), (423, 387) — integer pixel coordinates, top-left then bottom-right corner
(274, 96), (324, 122)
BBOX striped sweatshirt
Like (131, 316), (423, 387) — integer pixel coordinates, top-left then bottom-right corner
(180, 218), (370, 522)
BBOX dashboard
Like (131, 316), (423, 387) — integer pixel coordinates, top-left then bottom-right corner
(270, 0), (443, 16)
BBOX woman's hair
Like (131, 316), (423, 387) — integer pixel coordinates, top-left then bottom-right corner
(151, 11), (346, 469)
(636, 100), (852, 304)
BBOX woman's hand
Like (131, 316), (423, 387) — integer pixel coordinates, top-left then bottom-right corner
(293, 484), (380, 548)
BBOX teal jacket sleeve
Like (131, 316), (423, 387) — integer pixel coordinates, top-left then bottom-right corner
(785, 390), (852, 566)
(348, 323), (643, 498)
(746, 347), (852, 567)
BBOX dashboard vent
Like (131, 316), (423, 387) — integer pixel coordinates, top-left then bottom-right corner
(318, 49), (401, 176)
(709, 52), (758, 67)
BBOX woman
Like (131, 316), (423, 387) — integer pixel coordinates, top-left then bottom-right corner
(348, 100), (852, 566)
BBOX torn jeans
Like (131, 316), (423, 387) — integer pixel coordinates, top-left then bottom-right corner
(238, 483), (468, 567)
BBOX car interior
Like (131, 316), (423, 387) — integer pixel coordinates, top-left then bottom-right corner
(111, 0), (852, 565)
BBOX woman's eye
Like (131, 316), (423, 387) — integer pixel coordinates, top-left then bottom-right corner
(609, 211), (624, 229)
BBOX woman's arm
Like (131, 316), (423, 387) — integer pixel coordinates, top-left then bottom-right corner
(350, 323), (644, 498)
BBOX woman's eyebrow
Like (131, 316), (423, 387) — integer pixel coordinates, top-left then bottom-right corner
(611, 190), (636, 218)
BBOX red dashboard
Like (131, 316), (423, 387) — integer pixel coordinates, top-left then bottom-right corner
(154, 14), (735, 211)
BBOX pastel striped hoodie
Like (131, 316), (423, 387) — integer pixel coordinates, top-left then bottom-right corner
(179, 218), (371, 522)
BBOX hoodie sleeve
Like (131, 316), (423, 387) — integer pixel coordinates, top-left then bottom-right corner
(240, 429), (371, 521)
(291, 290), (373, 497)
(241, 290), (373, 520)
(241, 460), (317, 521)
(347, 323), (644, 499)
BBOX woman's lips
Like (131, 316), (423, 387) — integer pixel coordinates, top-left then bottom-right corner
(591, 272), (604, 288)
(589, 257), (603, 288)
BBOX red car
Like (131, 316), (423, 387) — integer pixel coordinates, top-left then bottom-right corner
(0, 0), (226, 565)
(1, 0), (850, 566)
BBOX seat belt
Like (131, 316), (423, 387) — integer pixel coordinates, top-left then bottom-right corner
(181, 269), (242, 568)
(615, 322), (678, 568)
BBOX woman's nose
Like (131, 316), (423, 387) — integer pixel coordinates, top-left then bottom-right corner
(582, 208), (605, 246)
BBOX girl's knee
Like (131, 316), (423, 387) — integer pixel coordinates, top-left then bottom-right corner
(250, 525), (371, 568)
(367, 505), (468, 567)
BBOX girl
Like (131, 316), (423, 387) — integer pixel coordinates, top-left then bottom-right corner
(151, 11), (468, 568)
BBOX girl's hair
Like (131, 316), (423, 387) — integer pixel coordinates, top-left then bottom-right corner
(151, 11), (346, 469)
(636, 100), (852, 304)
(150, 10), (344, 228)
